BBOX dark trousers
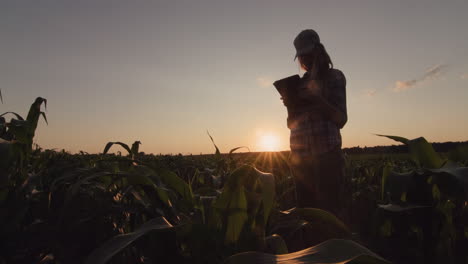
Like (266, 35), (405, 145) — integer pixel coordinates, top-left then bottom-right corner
(290, 148), (348, 220)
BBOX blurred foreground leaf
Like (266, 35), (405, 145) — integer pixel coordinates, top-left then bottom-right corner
(85, 217), (173, 264)
(224, 239), (389, 264)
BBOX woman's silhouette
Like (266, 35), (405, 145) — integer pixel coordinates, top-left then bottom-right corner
(280, 29), (348, 219)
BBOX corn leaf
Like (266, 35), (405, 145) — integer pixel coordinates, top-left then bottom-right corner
(375, 134), (409, 144)
(229, 146), (250, 156)
(156, 168), (194, 206)
(223, 239), (390, 264)
(0, 112), (25, 120)
(256, 168), (275, 226)
(207, 130), (221, 156)
(377, 135), (444, 168)
(378, 204), (431, 213)
(448, 144), (468, 163)
(84, 217), (173, 264)
(225, 186), (248, 244)
(382, 170), (415, 204)
(130, 140), (141, 156)
(102, 142), (132, 156)
(426, 162), (468, 199)
(26, 97), (47, 141)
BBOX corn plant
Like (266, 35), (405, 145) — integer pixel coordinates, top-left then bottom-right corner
(375, 135), (468, 264)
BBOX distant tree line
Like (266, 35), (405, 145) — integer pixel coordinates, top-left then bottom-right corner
(342, 141), (468, 155)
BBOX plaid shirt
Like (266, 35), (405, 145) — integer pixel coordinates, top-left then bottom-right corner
(286, 69), (347, 156)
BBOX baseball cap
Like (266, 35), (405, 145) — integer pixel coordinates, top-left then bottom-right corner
(293, 29), (320, 60)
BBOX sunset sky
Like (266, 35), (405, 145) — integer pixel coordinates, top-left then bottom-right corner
(1, 0), (468, 154)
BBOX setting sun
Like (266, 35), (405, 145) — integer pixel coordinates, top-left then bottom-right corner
(258, 133), (280, 152)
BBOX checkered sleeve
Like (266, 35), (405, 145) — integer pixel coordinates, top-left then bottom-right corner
(327, 70), (347, 129)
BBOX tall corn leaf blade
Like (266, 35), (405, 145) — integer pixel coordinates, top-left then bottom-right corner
(207, 130), (221, 156)
(0, 89), (2, 103)
(223, 239), (390, 264)
(375, 134), (409, 144)
(84, 217), (174, 264)
(377, 135), (444, 168)
(25, 97), (47, 143)
(102, 142), (132, 156)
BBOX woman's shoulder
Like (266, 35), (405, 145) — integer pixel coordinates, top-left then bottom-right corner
(329, 68), (346, 81)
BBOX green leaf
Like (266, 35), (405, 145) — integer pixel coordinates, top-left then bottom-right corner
(8, 119), (30, 144)
(286, 208), (351, 235)
(256, 169), (275, 226)
(102, 142), (132, 156)
(426, 162), (468, 199)
(156, 168), (194, 206)
(126, 167), (173, 207)
(376, 135), (444, 168)
(223, 239), (390, 264)
(382, 170), (415, 204)
(381, 164), (392, 200)
(407, 137), (445, 168)
(224, 186), (248, 244)
(448, 144), (468, 163)
(270, 208), (351, 252)
(84, 217), (174, 264)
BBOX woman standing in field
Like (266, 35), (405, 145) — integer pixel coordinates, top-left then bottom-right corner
(279, 29), (348, 219)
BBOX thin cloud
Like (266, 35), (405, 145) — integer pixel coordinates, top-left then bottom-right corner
(393, 64), (448, 92)
(364, 89), (377, 97)
(256, 77), (273, 88)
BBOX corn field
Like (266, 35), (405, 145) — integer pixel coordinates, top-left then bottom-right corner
(1, 97), (467, 264)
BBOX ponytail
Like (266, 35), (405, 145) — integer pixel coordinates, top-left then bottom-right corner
(298, 43), (334, 80)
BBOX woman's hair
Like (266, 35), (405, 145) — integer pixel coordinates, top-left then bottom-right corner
(298, 43), (333, 79)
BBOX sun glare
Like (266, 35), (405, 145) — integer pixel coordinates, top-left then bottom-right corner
(258, 133), (280, 152)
